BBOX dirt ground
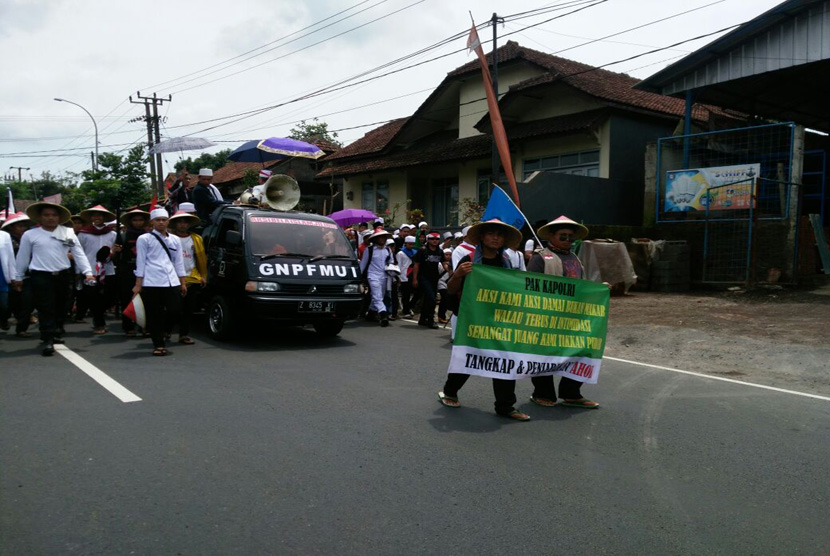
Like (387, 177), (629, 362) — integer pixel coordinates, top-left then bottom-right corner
(605, 280), (830, 396)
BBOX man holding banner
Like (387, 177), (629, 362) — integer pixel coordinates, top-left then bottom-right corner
(438, 218), (531, 420)
(438, 215), (609, 419)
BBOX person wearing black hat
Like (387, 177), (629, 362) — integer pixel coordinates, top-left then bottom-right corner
(526, 215), (598, 409)
(438, 219), (530, 420)
(112, 209), (150, 336)
(12, 202), (94, 356)
(411, 232), (443, 329)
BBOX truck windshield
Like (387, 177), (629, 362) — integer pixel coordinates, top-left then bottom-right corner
(247, 216), (355, 259)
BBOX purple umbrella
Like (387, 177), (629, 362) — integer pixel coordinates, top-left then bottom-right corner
(257, 137), (325, 159)
(328, 208), (378, 227)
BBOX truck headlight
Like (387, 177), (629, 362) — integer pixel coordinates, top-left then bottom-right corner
(246, 281), (281, 292)
(343, 283), (360, 294)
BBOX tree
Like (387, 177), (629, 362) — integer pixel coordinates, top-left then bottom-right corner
(174, 149), (232, 173)
(63, 145), (150, 213)
(289, 118), (341, 147)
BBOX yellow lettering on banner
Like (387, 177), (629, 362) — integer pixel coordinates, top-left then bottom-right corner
(467, 325), (513, 342)
(543, 298), (565, 312)
(498, 291), (523, 307)
(476, 288), (499, 303)
(523, 313), (550, 328)
(523, 294), (541, 309)
(564, 300), (606, 317)
(556, 317), (593, 333)
(557, 335), (586, 348)
(494, 309), (524, 324)
(514, 329), (539, 345)
(540, 333), (558, 346)
(586, 336), (604, 350)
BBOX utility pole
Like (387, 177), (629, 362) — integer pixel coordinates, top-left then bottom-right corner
(129, 92), (172, 199)
(9, 166), (29, 183)
(490, 12), (504, 189)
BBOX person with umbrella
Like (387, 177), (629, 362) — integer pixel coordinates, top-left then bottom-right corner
(12, 202), (94, 356)
(167, 169), (194, 213)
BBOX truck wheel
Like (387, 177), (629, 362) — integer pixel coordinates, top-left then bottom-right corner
(208, 296), (237, 340)
(313, 320), (344, 337)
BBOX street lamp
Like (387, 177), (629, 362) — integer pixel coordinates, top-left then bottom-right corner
(54, 97), (98, 173)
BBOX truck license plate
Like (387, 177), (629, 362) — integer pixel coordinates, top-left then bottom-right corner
(298, 301), (334, 313)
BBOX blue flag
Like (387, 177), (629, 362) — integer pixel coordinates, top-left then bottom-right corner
(482, 185), (524, 229)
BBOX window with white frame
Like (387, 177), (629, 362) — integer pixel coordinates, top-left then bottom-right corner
(523, 149), (600, 179)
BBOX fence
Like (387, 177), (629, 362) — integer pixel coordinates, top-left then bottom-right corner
(655, 123), (795, 284)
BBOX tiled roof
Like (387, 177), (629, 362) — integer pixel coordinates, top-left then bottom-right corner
(324, 41), (737, 166)
(212, 160), (283, 185)
(317, 110), (605, 178)
(324, 118), (408, 161)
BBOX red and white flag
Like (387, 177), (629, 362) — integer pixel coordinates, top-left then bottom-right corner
(466, 22), (521, 208)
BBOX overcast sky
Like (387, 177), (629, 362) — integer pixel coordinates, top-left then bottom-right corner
(0, 0), (784, 182)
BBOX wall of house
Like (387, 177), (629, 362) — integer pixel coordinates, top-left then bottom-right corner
(457, 63), (542, 139)
(516, 85), (606, 121)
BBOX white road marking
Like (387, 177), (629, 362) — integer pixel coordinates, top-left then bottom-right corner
(605, 356), (830, 402)
(54, 345), (142, 403)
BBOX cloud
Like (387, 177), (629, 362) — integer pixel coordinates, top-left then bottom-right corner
(0, 0), (57, 38)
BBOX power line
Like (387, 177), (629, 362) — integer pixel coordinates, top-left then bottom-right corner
(143, 0), (379, 90)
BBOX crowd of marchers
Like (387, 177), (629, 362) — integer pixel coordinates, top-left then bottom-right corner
(1, 167), (599, 419)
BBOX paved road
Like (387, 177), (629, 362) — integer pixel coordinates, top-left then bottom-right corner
(1, 318), (828, 555)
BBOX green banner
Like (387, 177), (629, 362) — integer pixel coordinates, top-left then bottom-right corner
(449, 264), (610, 383)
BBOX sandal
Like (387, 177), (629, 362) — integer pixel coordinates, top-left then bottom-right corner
(125, 330), (137, 337)
(93, 328), (108, 335)
(438, 391), (461, 408)
(152, 348), (167, 356)
(501, 410), (531, 421)
(178, 337), (196, 345)
(561, 398), (600, 409)
(529, 396), (556, 407)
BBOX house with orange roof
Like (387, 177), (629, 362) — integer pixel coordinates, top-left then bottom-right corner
(318, 41), (743, 227)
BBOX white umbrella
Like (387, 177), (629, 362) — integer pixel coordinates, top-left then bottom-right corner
(149, 136), (217, 155)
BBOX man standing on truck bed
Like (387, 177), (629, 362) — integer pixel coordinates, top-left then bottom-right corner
(192, 168), (228, 227)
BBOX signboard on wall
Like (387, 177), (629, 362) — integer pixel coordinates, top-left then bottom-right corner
(664, 163), (760, 212)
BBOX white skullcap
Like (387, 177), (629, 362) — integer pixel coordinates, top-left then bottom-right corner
(443, 248), (453, 254)
(454, 232), (463, 239)
(178, 202), (196, 213)
(418, 221), (428, 228)
(150, 208), (169, 220)
(442, 231), (453, 240)
(374, 217), (384, 224)
(385, 238), (395, 246)
(258, 169), (272, 179)
(461, 226), (471, 236)
(199, 168), (213, 177)
(404, 236), (416, 244)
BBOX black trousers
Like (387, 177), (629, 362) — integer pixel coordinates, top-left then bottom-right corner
(179, 283), (203, 337)
(400, 281), (416, 314)
(443, 373), (517, 415)
(29, 270), (72, 343)
(437, 287), (452, 319)
(81, 283), (107, 329)
(418, 278), (438, 325)
(528, 375), (583, 399)
(9, 280), (34, 333)
(141, 286), (182, 349)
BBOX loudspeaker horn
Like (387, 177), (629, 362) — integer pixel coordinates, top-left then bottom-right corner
(262, 174), (301, 211)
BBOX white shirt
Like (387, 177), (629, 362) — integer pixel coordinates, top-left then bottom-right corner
(505, 248), (526, 271)
(396, 249), (414, 282)
(0, 230), (15, 284)
(208, 183), (224, 201)
(14, 226), (92, 280)
(524, 239), (536, 252)
(451, 241), (476, 270)
(359, 245), (392, 280)
(78, 227), (117, 275)
(179, 234), (195, 275)
(135, 230), (186, 287)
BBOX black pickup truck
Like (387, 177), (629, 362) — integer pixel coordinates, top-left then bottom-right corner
(201, 206), (362, 339)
